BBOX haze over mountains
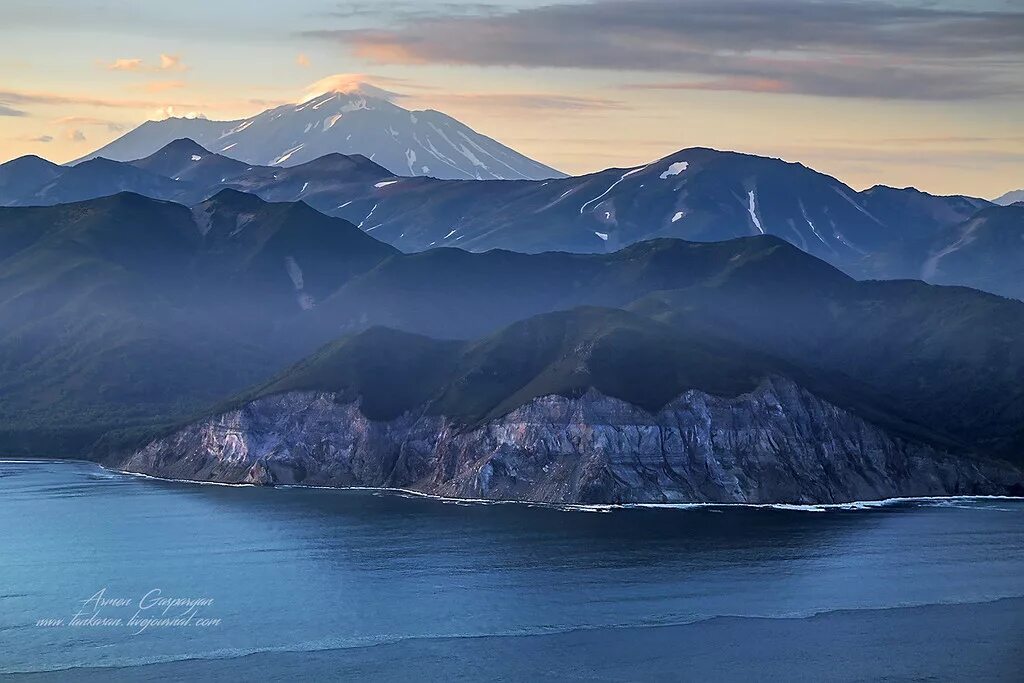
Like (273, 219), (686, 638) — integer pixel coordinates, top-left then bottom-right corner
(75, 85), (564, 181)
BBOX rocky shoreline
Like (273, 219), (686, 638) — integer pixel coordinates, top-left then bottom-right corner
(108, 378), (1023, 505)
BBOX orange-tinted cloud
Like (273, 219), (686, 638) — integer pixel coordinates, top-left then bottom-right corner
(296, 53), (311, 68)
(350, 42), (427, 65)
(0, 88), (190, 109)
(159, 54), (186, 71)
(107, 58), (144, 71)
(151, 106), (208, 121)
(301, 73), (403, 101)
(103, 54), (187, 73)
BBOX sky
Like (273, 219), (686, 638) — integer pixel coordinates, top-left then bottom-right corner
(0, 0), (1021, 197)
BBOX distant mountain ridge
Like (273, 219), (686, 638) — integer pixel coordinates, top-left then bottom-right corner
(74, 87), (565, 181)
(3, 139), (1014, 300)
(995, 189), (1024, 206)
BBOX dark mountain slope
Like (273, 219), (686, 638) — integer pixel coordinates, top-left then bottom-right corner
(302, 235), (849, 341)
(254, 307), (773, 424)
(633, 269), (1024, 460)
(0, 193), (396, 453)
(0, 155), (64, 206)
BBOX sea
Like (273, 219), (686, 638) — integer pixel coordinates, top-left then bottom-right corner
(1, 459), (1022, 681)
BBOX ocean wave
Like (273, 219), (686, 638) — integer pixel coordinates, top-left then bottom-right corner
(7, 595), (1024, 676)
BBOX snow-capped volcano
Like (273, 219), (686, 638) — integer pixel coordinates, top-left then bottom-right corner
(76, 84), (565, 181)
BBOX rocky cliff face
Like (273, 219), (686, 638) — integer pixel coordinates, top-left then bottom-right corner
(112, 378), (1022, 505)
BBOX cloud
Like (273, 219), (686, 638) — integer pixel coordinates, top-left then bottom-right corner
(0, 103), (27, 117)
(0, 88), (201, 110)
(323, 2), (506, 21)
(811, 135), (1024, 146)
(623, 78), (796, 95)
(107, 58), (144, 71)
(296, 53), (311, 68)
(0, 86), (250, 126)
(151, 106), (208, 121)
(52, 116), (126, 132)
(12, 134), (55, 143)
(423, 92), (630, 112)
(64, 129), (86, 142)
(306, 0), (1024, 101)
(301, 73), (404, 101)
(159, 54), (186, 71)
(0, 88), (285, 121)
(103, 54), (187, 73)
(619, 66), (1004, 100)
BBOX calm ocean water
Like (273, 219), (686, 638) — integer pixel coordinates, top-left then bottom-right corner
(2, 459), (1023, 681)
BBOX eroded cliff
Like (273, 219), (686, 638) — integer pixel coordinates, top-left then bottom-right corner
(110, 378), (1022, 504)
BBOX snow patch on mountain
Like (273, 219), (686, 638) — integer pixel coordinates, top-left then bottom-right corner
(580, 166), (646, 215)
(660, 161), (688, 179)
(799, 199), (830, 248)
(274, 144), (305, 164)
(358, 203), (378, 229)
(747, 191), (765, 234)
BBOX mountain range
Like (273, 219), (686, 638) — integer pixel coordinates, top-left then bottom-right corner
(3, 138), (1020, 300)
(74, 85), (564, 181)
(1, 189), (1022, 502)
(2, 100), (1022, 504)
